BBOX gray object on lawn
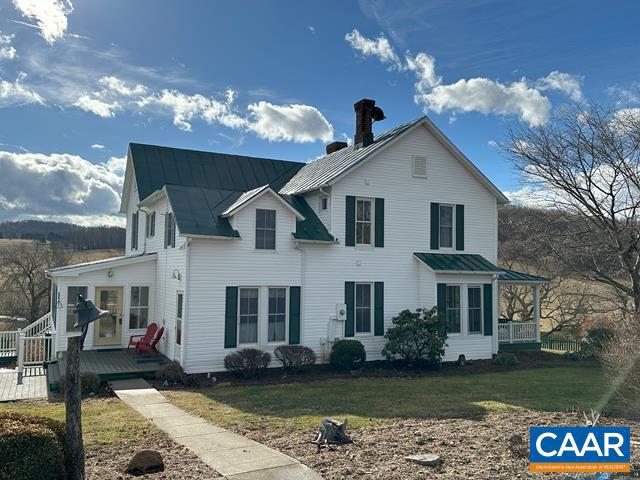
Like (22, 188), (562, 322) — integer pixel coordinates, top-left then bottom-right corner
(314, 418), (352, 451)
(405, 453), (442, 467)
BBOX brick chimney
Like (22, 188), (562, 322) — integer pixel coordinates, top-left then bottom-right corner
(354, 98), (376, 149)
(326, 141), (348, 155)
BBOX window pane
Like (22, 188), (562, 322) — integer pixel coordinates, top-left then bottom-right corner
(131, 287), (140, 307)
(239, 288), (259, 344)
(264, 230), (276, 249)
(440, 205), (453, 226)
(440, 226), (452, 248)
(138, 308), (148, 329)
(265, 210), (276, 228)
(177, 293), (183, 318)
(67, 286), (87, 332)
(446, 285), (461, 333)
(256, 209), (265, 228)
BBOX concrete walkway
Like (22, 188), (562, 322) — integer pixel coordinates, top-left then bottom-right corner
(0, 367), (47, 402)
(110, 379), (323, 480)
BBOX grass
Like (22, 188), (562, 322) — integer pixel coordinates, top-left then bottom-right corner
(0, 398), (159, 446)
(164, 366), (612, 431)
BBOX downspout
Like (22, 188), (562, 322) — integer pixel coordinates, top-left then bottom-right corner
(181, 237), (191, 369)
(295, 241), (305, 346)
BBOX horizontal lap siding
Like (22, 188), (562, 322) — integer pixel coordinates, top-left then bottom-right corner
(184, 194), (302, 373)
(53, 260), (157, 352)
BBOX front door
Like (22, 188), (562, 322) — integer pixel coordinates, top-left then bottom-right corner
(93, 287), (123, 347)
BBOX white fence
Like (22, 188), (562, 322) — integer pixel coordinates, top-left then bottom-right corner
(498, 321), (537, 343)
(0, 330), (18, 357)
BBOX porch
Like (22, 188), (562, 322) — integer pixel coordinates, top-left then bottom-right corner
(47, 348), (170, 392)
(497, 269), (548, 349)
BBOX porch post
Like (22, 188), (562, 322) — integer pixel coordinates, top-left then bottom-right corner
(533, 284), (541, 343)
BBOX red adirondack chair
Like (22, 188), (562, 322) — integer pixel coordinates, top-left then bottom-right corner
(136, 326), (164, 356)
(127, 323), (157, 351)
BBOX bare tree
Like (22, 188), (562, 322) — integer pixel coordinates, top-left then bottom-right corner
(0, 242), (73, 322)
(503, 104), (640, 317)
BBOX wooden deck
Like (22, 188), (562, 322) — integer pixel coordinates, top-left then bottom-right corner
(48, 349), (170, 391)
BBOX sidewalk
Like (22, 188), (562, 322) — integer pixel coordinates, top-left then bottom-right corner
(110, 378), (323, 480)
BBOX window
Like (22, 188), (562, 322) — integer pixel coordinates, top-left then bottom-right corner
(66, 286), (87, 332)
(445, 285), (461, 333)
(131, 211), (139, 250)
(355, 283), (372, 334)
(176, 292), (183, 345)
(412, 155), (427, 178)
(165, 212), (175, 248)
(468, 286), (482, 334)
(129, 286), (149, 329)
(439, 204), (454, 249)
(320, 195), (328, 211)
(146, 211), (156, 238)
(238, 288), (259, 344)
(356, 198), (372, 245)
(255, 209), (276, 250)
(268, 287), (286, 342)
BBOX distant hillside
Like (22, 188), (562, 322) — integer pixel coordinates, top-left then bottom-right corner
(0, 220), (125, 250)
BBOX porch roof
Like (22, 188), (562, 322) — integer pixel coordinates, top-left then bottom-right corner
(413, 253), (502, 274)
(47, 253), (157, 277)
(497, 269), (549, 283)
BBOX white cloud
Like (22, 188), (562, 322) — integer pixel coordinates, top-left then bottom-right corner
(73, 94), (120, 118)
(503, 186), (553, 208)
(0, 72), (44, 107)
(12, 0), (73, 44)
(345, 29), (402, 68)
(0, 150), (124, 225)
(308, 26), (316, 34)
(98, 76), (147, 97)
(139, 88), (247, 132)
(247, 101), (334, 143)
(488, 140), (498, 148)
(421, 78), (551, 126)
(0, 33), (17, 60)
(536, 71), (583, 102)
(345, 29), (582, 126)
(91, 144), (104, 149)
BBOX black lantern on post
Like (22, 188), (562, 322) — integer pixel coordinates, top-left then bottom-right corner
(64, 295), (110, 480)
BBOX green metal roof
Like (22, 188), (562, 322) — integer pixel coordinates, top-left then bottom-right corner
(413, 253), (502, 273)
(281, 195), (335, 242)
(497, 269), (549, 283)
(129, 143), (304, 201)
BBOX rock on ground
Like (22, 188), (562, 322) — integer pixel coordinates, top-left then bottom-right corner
(126, 450), (165, 475)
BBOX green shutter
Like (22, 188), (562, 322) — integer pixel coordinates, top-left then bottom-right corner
(345, 196), (356, 246)
(224, 287), (238, 348)
(483, 283), (493, 336)
(437, 283), (446, 321)
(430, 203), (440, 250)
(344, 282), (355, 337)
(456, 204), (464, 251)
(289, 286), (301, 345)
(374, 198), (384, 248)
(374, 282), (384, 336)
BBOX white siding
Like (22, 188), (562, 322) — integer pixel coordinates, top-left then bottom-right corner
(52, 259), (156, 352)
(183, 193), (302, 373)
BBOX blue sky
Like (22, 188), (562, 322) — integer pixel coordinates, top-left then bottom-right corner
(0, 0), (638, 225)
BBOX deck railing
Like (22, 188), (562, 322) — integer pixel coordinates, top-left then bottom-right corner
(0, 330), (18, 357)
(498, 321), (537, 343)
(23, 312), (53, 337)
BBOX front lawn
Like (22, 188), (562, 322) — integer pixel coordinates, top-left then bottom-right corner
(164, 366), (611, 431)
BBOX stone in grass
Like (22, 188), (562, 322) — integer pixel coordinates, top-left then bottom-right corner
(126, 450), (165, 475)
(405, 453), (442, 467)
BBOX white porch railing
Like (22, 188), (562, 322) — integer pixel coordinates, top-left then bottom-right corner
(498, 321), (537, 343)
(0, 330), (18, 357)
(23, 312), (53, 337)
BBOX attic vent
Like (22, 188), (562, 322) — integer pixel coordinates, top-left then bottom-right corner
(412, 156), (427, 178)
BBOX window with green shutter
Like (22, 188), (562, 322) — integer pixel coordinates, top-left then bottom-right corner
(224, 286), (238, 348)
(374, 282), (384, 335)
(374, 198), (384, 247)
(289, 286), (301, 344)
(483, 283), (493, 336)
(430, 203), (440, 250)
(456, 204), (464, 251)
(344, 281), (355, 337)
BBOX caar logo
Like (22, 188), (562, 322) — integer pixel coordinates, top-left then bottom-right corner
(530, 426), (631, 473)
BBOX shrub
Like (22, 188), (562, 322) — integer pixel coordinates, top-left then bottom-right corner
(274, 345), (316, 372)
(456, 354), (467, 367)
(224, 348), (271, 378)
(494, 352), (519, 366)
(584, 326), (614, 354)
(382, 307), (448, 367)
(0, 412), (66, 480)
(60, 372), (102, 396)
(329, 340), (366, 371)
(155, 361), (197, 386)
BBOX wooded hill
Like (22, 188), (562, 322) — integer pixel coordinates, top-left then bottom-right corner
(0, 220), (125, 250)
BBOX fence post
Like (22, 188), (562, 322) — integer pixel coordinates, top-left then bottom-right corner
(16, 329), (24, 385)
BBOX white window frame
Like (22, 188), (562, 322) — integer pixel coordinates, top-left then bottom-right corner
(355, 197), (374, 246)
(129, 286), (150, 330)
(146, 211), (156, 238)
(66, 286), (88, 333)
(267, 286), (288, 344)
(176, 291), (184, 345)
(412, 155), (428, 178)
(355, 282), (373, 335)
(255, 209), (276, 250)
(238, 287), (260, 345)
(467, 285), (483, 335)
(445, 284), (462, 335)
(439, 204), (455, 250)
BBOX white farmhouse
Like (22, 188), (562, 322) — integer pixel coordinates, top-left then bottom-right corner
(46, 99), (546, 376)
